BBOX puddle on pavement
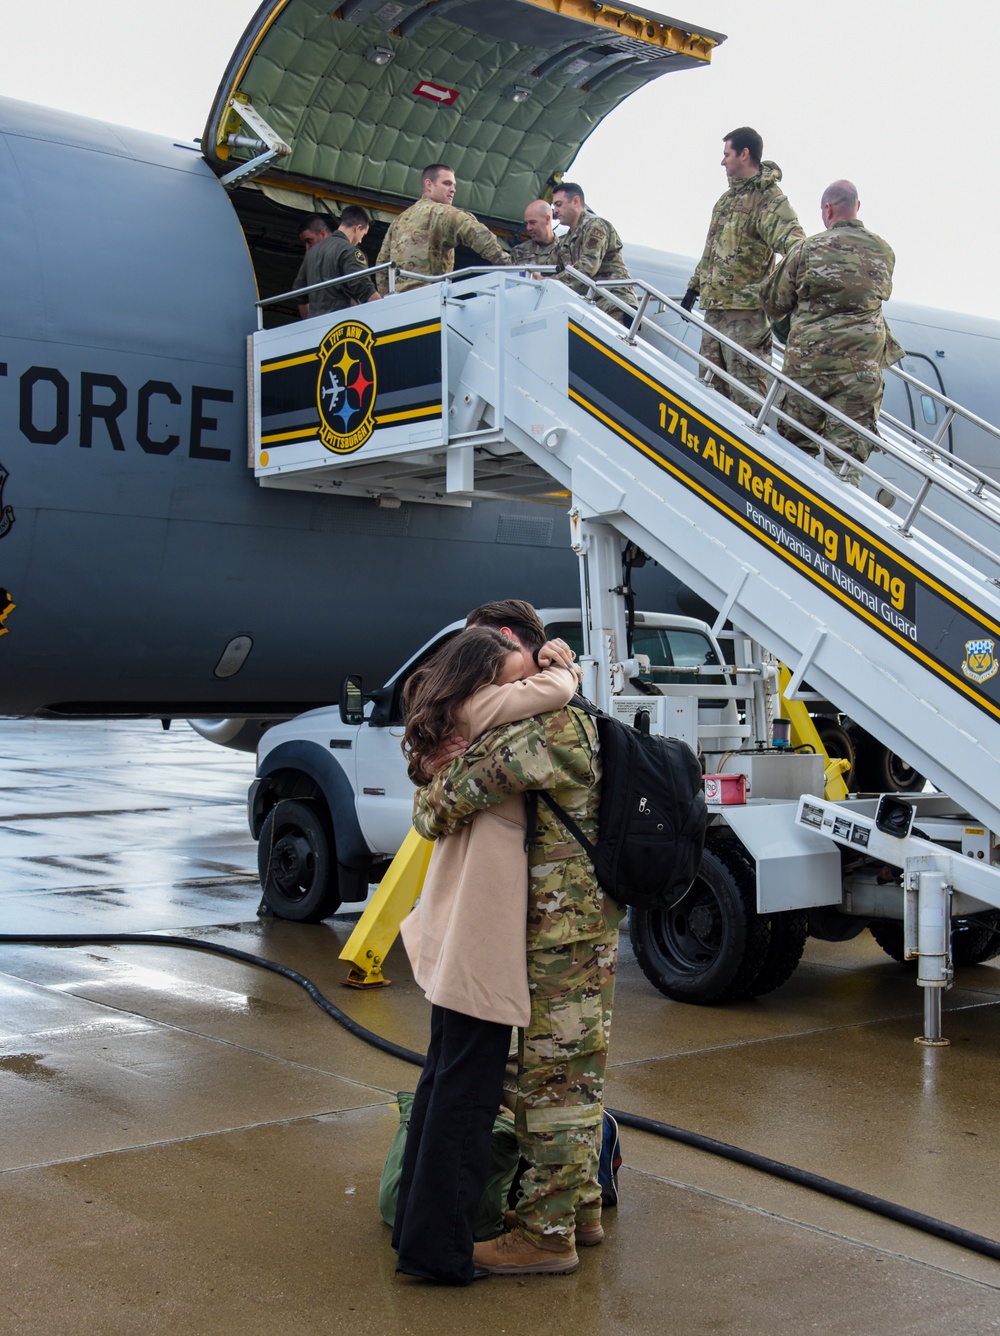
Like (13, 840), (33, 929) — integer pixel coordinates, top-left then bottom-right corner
(0, 1053), (56, 1080)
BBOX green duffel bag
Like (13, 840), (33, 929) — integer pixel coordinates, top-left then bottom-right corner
(379, 1092), (520, 1241)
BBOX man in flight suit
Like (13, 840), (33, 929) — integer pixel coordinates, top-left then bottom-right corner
(550, 182), (636, 322)
(375, 163), (507, 294)
(682, 127), (804, 412)
(294, 208), (381, 319)
(760, 179), (904, 481)
(509, 200), (561, 269)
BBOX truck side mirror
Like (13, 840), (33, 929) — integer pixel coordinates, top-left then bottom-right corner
(339, 674), (366, 725)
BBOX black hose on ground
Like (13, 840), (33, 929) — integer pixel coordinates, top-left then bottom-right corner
(3, 931), (1000, 1264)
(610, 1110), (1000, 1262)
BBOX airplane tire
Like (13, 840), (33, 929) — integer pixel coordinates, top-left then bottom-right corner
(850, 730), (924, 794)
(869, 913), (1000, 967)
(257, 800), (342, 922)
(630, 843), (771, 1005)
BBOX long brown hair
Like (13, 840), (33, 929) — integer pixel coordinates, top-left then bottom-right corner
(402, 627), (517, 783)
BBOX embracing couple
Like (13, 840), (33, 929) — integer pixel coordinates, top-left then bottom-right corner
(390, 599), (624, 1283)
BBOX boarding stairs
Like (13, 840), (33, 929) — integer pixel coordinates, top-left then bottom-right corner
(250, 267), (1000, 845)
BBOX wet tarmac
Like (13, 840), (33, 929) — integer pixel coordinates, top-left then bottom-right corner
(2, 719), (1000, 1335)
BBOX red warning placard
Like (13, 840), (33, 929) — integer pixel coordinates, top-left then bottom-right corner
(412, 81), (459, 106)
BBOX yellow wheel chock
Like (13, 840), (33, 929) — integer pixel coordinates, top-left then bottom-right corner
(338, 827), (433, 987)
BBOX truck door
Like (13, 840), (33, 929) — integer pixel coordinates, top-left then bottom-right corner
(352, 628), (460, 857)
(353, 716), (414, 858)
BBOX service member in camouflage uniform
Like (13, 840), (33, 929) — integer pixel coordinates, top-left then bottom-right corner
(414, 700), (623, 1277)
(508, 200), (561, 270)
(294, 208), (381, 319)
(550, 182), (636, 323)
(760, 180), (904, 480)
(375, 163), (507, 294)
(682, 127), (804, 412)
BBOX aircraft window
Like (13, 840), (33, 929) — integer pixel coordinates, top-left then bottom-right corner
(920, 394), (938, 425)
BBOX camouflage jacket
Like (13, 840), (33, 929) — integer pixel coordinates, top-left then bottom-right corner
(375, 197), (507, 294)
(759, 219), (905, 379)
(413, 706), (623, 950)
(689, 162), (804, 311)
(294, 231), (376, 317)
(508, 236), (561, 268)
(553, 213), (636, 312)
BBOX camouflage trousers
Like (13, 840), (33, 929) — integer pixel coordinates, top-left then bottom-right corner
(779, 370), (884, 480)
(595, 289), (638, 326)
(513, 929), (619, 1244)
(699, 308), (772, 413)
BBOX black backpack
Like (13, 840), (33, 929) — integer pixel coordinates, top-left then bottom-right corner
(533, 696), (707, 912)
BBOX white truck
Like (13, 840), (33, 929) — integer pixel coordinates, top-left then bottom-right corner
(247, 605), (1000, 1011)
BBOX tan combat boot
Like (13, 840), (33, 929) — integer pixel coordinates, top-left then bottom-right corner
(473, 1228), (579, 1275)
(504, 1209), (604, 1246)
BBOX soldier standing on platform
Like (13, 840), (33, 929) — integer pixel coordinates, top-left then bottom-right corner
(294, 208), (381, 319)
(681, 127), (804, 411)
(760, 179), (904, 482)
(509, 200), (561, 269)
(550, 182), (636, 322)
(375, 163), (507, 294)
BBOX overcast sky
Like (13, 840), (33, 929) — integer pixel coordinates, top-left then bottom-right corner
(2, 0), (994, 318)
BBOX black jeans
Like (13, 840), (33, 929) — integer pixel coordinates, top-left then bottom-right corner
(392, 1004), (511, 1284)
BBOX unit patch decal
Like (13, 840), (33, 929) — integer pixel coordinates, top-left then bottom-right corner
(962, 639), (998, 684)
(258, 316), (444, 452)
(316, 323), (377, 454)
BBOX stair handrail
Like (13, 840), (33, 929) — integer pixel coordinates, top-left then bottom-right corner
(549, 266), (1000, 574)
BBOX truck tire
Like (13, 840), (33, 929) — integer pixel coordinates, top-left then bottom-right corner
(630, 844), (770, 1004)
(850, 730), (924, 794)
(749, 910), (809, 997)
(257, 799), (342, 923)
(870, 912), (1000, 967)
(714, 846), (808, 998)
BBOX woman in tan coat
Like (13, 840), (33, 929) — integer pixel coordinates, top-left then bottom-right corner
(392, 626), (579, 1286)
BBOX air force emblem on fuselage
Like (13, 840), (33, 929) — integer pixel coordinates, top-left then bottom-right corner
(316, 323), (377, 454)
(962, 638), (998, 684)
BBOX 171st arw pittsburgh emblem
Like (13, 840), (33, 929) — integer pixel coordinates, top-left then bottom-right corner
(962, 638), (998, 684)
(316, 323), (377, 454)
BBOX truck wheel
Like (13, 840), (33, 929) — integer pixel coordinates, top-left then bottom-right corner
(257, 800), (342, 923)
(868, 920), (906, 962)
(630, 844), (770, 1004)
(749, 910), (809, 997)
(951, 912), (1000, 966)
(814, 717), (856, 790)
(714, 845), (807, 998)
(870, 913), (1000, 967)
(851, 730), (923, 794)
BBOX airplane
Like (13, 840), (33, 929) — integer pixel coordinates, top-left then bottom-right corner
(1, 0), (997, 751)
